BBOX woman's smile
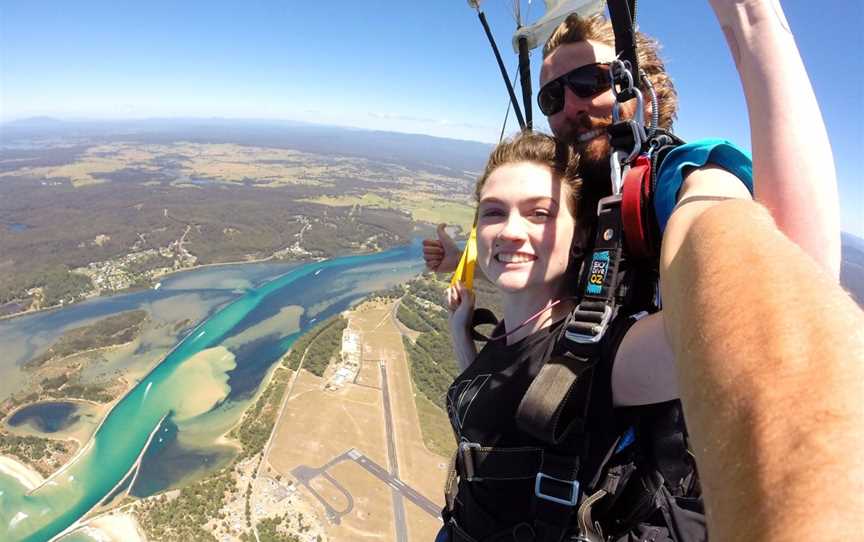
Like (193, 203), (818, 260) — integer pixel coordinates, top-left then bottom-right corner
(494, 251), (537, 264)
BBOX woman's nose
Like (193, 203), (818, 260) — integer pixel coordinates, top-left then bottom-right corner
(498, 213), (528, 242)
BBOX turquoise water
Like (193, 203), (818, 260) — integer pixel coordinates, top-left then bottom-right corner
(0, 240), (422, 541)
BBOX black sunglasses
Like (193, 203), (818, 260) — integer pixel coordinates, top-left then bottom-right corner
(537, 63), (612, 116)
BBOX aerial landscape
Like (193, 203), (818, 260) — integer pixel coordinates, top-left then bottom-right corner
(2, 1), (862, 541)
(2, 118), (862, 542)
(0, 119), (493, 542)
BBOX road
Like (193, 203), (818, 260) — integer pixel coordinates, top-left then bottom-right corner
(290, 448), (441, 524)
(277, 303), (442, 541)
(380, 361), (408, 542)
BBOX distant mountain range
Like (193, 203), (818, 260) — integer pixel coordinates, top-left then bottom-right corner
(1, 117), (493, 177)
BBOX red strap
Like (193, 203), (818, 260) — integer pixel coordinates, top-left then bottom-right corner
(621, 155), (653, 259)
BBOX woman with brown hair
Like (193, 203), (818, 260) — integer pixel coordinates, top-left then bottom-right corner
(436, 130), (705, 542)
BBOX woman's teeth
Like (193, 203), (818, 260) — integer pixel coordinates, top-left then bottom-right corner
(497, 253), (534, 263)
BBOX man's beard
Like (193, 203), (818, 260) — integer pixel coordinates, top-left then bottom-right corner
(560, 114), (614, 198)
(576, 139), (612, 196)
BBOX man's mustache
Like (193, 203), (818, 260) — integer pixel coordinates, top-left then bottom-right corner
(560, 114), (612, 145)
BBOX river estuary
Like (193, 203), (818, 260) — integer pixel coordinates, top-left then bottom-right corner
(0, 240), (424, 541)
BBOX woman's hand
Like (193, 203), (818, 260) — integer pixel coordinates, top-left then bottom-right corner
(423, 223), (462, 273)
(447, 281), (477, 370)
(447, 280), (475, 331)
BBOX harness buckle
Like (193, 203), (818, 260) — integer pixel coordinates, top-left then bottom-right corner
(564, 304), (612, 345)
(535, 472), (580, 506)
(459, 442), (482, 482)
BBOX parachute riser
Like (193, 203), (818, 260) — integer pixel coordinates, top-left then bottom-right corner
(517, 36), (533, 130)
(473, 7), (527, 131)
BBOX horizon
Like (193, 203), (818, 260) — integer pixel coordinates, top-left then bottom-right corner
(3, 113), (863, 239)
(1, 0), (862, 235)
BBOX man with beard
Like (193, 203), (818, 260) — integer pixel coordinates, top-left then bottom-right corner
(426, 1), (839, 277)
(535, 3), (838, 276)
(429, 0), (848, 539)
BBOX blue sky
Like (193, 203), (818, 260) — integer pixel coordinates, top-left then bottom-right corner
(1, 1), (861, 234)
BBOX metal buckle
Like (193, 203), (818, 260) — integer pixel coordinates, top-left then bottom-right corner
(564, 305), (612, 344)
(535, 472), (580, 506)
(609, 58), (646, 167)
(609, 150), (627, 196)
(459, 442), (482, 482)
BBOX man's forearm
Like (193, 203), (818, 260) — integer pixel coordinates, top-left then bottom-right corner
(709, 0), (841, 277)
(661, 199), (864, 540)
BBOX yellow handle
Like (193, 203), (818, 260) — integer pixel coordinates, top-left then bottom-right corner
(450, 224), (478, 291)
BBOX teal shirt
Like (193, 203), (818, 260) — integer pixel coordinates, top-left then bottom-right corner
(654, 139), (754, 233)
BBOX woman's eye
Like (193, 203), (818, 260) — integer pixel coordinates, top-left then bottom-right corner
(480, 209), (505, 219)
(530, 209), (552, 221)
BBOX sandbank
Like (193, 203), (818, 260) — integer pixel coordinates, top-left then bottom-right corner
(74, 511), (146, 542)
(165, 346), (237, 421)
(0, 454), (44, 490)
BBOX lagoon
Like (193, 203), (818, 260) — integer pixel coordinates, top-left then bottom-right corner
(0, 239), (424, 541)
(7, 402), (81, 434)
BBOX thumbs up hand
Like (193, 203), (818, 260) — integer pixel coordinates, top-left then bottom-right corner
(422, 223), (462, 273)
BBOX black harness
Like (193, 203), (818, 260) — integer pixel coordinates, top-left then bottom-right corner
(443, 177), (703, 541)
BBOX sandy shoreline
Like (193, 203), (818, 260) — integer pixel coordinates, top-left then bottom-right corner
(0, 454), (44, 490)
(3, 341), (157, 446)
(73, 510), (146, 542)
(0, 251), (326, 323)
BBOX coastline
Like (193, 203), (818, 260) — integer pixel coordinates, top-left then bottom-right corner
(0, 454), (44, 490)
(0, 252), (326, 323)
(0, 339), (171, 484)
(73, 512), (146, 542)
(1, 241), (425, 541)
(0, 231), (427, 323)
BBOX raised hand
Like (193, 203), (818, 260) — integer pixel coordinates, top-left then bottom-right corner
(422, 223), (462, 273)
(446, 280), (477, 370)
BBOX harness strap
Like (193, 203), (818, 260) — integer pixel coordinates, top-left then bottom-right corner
(514, 353), (596, 444)
(643, 401), (696, 496)
(621, 155), (654, 260)
(533, 452), (583, 542)
(445, 449), (459, 514)
(471, 308), (501, 342)
(458, 444), (545, 481)
(448, 518), (537, 542)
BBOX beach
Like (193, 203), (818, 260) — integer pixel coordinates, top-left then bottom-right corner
(73, 510), (147, 542)
(0, 454), (44, 490)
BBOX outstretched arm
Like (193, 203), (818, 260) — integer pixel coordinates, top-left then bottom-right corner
(709, 0), (841, 277)
(661, 198), (864, 540)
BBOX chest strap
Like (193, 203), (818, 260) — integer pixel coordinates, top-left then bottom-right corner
(515, 353), (598, 445)
(457, 443), (544, 482)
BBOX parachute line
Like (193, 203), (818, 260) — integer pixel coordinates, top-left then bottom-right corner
(476, 9), (527, 130)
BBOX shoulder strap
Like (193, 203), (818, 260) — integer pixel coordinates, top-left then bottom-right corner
(514, 350), (597, 445)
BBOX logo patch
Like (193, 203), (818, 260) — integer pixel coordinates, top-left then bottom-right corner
(586, 250), (610, 295)
(447, 374), (490, 433)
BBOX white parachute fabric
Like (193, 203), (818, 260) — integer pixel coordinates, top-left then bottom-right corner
(511, 0), (605, 52)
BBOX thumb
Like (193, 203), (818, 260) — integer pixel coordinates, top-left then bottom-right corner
(437, 223), (458, 251)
